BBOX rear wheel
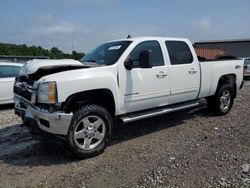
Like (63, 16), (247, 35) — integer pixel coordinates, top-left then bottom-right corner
(67, 104), (113, 158)
(206, 83), (234, 115)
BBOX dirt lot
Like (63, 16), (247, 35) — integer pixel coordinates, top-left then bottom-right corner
(0, 82), (250, 188)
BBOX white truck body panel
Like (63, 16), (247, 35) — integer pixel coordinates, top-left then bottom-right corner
(41, 65), (121, 114)
(168, 63), (200, 104)
(198, 60), (243, 98)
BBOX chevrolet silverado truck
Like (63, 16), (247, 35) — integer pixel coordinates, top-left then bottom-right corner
(14, 37), (245, 158)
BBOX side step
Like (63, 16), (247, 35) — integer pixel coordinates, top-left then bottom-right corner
(120, 101), (200, 123)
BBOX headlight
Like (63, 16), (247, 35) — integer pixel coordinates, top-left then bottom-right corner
(37, 82), (57, 104)
(19, 63), (27, 76)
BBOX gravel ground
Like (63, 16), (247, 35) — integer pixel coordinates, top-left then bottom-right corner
(0, 82), (249, 188)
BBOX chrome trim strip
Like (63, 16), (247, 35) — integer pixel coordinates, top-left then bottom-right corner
(170, 88), (199, 95)
(124, 91), (171, 103)
(120, 101), (200, 123)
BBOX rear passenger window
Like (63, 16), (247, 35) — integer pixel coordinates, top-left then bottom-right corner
(129, 41), (164, 67)
(0, 66), (21, 78)
(165, 41), (193, 65)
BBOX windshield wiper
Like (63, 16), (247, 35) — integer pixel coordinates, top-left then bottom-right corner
(81, 61), (105, 67)
(84, 60), (96, 63)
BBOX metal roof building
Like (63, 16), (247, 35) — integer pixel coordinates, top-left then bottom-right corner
(194, 39), (250, 59)
(0, 55), (49, 63)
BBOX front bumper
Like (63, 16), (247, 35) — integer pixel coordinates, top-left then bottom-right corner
(15, 95), (73, 136)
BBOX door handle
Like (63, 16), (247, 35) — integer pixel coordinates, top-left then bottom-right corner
(156, 71), (167, 78)
(188, 68), (197, 74)
(235, 65), (241, 69)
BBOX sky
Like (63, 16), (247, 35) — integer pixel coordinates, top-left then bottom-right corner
(0, 0), (250, 53)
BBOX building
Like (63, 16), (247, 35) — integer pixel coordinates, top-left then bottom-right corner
(194, 39), (250, 59)
(195, 48), (225, 60)
(0, 55), (49, 63)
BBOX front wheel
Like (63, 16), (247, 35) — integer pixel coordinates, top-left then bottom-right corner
(66, 104), (113, 158)
(206, 84), (234, 115)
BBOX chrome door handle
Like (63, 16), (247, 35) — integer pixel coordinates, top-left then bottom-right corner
(235, 65), (241, 69)
(156, 71), (167, 78)
(188, 69), (197, 74)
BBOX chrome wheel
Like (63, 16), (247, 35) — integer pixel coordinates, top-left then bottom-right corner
(74, 115), (106, 151)
(219, 90), (231, 113)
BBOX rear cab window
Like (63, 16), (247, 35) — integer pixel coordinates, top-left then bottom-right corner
(165, 41), (193, 65)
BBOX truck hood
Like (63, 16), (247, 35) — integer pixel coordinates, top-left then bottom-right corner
(17, 59), (92, 84)
(19, 59), (84, 76)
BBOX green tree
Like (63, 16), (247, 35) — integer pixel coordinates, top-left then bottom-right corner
(72, 50), (85, 60)
(0, 43), (85, 60)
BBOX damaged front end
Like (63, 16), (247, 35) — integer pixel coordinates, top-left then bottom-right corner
(15, 95), (73, 136)
(14, 59), (86, 136)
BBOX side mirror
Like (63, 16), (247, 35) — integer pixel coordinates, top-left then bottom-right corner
(124, 58), (133, 70)
(139, 50), (152, 68)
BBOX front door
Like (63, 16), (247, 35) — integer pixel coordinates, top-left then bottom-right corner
(123, 40), (171, 113)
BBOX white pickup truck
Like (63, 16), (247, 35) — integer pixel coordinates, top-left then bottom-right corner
(14, 37), (245, 158)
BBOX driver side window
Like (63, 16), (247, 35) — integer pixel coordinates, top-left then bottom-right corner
(129, 41), (164, 68)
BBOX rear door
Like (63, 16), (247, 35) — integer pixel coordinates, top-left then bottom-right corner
(0, 65), (21, 104)
(165, 41), (200, 104)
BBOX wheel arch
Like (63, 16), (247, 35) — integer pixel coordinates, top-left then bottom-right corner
(62, 89), (116, 116)
(216, 74), (237, 98)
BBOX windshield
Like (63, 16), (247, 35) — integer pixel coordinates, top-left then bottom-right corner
(80, 41), (132, 65)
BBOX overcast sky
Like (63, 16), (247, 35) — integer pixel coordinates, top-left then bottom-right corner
(0, 0), (249, 53)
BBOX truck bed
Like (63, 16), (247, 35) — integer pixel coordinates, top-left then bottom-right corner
(198, 59), (244, 98)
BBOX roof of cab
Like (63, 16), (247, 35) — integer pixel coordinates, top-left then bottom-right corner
(109, 36), (190, 43)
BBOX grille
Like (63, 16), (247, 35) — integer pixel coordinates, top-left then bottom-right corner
(15, 76), (34, 86)
(14, 85), (32, 101)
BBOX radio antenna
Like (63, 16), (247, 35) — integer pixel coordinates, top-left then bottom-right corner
(127, 35), (132, 39)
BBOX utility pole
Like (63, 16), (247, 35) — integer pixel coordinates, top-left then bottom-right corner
(71, 32), (74, 52)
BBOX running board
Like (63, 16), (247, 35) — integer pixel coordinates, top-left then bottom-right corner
(120, 101), (200, 123)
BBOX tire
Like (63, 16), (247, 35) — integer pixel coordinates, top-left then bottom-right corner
(206, 83), (234, 115)
(66, 104), (113, 158)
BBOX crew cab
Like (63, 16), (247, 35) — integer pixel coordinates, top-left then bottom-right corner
(14, 37), (244, 158)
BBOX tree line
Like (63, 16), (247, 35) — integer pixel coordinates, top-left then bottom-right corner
(0, 43), (85, 60)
